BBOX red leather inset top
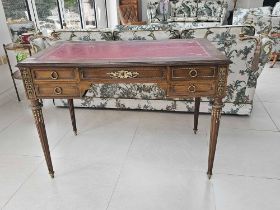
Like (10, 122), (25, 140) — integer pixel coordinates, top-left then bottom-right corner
(38, 40), (210, 62)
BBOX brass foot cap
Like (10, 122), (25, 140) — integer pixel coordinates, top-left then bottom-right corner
(49, 172), (55, 179)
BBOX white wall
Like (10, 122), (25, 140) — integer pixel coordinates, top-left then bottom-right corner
(95, 0), (119, 28)
(107, 0), (119, 28)
(0, 0), (12, 55)
(141, 0), (264, 21)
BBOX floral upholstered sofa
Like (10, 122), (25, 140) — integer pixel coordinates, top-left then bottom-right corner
(46, 25), (272, 115)
(233, 4), (280, 67)
(147, 0), (228, 28)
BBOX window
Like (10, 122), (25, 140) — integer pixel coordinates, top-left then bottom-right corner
(81, 0), (97, 29)
(34, 0), (62, 31)
(62, 0), (83, 29)
(2, 0), (30, 23)
(2, 0), (100, 33)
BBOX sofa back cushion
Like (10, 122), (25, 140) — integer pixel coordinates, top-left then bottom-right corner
(52, 29), (113, 41)
(233, 7), (272, 25)
(113, 29), (180, 40)
(197, 0), (224, 22)
(147, 0), (163, 23)
(272, 2), (280, 16)
(169, 0), (198, 22)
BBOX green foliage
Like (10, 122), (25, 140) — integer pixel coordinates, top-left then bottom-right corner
(64, 0), (77, 8)
(2, 0), (27, 19)
(16, 52), (28, 62)
(35, 0), (55, 20)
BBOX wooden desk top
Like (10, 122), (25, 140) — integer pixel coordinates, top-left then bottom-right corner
(18, 39), (230, 67)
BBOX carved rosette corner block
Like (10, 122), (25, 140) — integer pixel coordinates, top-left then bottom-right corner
(21, 68), (36, 99)
(107, 70), (139, 79)
(216, 66), (228, 97)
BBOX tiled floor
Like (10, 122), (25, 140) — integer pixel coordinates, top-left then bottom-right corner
(0, 63), (280, 210)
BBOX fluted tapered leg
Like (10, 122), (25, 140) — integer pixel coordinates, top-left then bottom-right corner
(207, 98), (223, 179)
(193, 97), (201, 134)
(31, 99), (54, 178)
(68, 99), (77, 136)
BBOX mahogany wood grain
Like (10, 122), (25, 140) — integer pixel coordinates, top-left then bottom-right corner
(194, 97), (201, 134)
(18, 39), (230, 179)
(31, 99), (54, 178)
(68, 99), (77, 136)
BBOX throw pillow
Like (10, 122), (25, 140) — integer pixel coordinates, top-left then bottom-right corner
(272, 2), (280, 16)
(170, 0), (198, 18)
(197, 0), (224, 22)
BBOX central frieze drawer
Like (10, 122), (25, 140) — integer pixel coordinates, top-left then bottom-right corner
(35, 83), (80, 97)
(171, 66), (217, 80)
(32, 68), (76, 81)
(80, 67), (167, 81)
(169, 81), (216, 97)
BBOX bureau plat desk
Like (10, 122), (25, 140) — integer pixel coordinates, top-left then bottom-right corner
(18, 39), (230, 179)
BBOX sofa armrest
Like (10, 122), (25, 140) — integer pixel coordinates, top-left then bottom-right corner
(259, 36), (274, 67)
(239, 35), (273, 72)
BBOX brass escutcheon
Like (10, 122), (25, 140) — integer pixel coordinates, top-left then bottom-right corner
(54, 87), (62, 95)
(51, 71), (59, 80)
(189, 69), (198, 78)
(188, 84), (196, 93)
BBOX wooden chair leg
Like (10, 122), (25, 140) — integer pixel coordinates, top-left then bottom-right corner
(68, 99), (77, 136)
(193, 97), (201, 134)
(270, 53), (278, 68)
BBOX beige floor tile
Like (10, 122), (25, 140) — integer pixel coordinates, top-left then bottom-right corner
(262, 102), (280, 131)
(0, 155), (42, 209)
(2, 158), (117, 210)
(125, 111), (209, 172)
(213, 174), (280, 210)
(52, 109), (140, 164)
(213, 129), (280, 178)
(108, 163), (215, 210)
(256, 65), (280, 103)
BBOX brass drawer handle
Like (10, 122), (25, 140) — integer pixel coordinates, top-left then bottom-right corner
(51, 71), (59, 80)
(107, 70), (139, 79)
(54, 87), (62, 95)
(188, 84), (196, 93)
(189, 69), (198, 78)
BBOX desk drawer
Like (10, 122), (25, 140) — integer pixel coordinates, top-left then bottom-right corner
(81, 67), (166, 81)
(32, 68), (76, 81)
(169, 81), (216, 97)
(35, 83), (79, 97)
(171, 66), (217, 80)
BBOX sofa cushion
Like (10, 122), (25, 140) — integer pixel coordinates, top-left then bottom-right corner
(167, 17), (198, 22)
(52, 29), (113, 41)
(168, 21), (221, 30)
(272, 2), (280, 16)
(233, 7), (272, 25)
(197, 0), (224, 22)
(252, 6), (273, 15)
(170, 0), (198, 19)
(113, 29), (180, 41)
(147, 0), (165, 23)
